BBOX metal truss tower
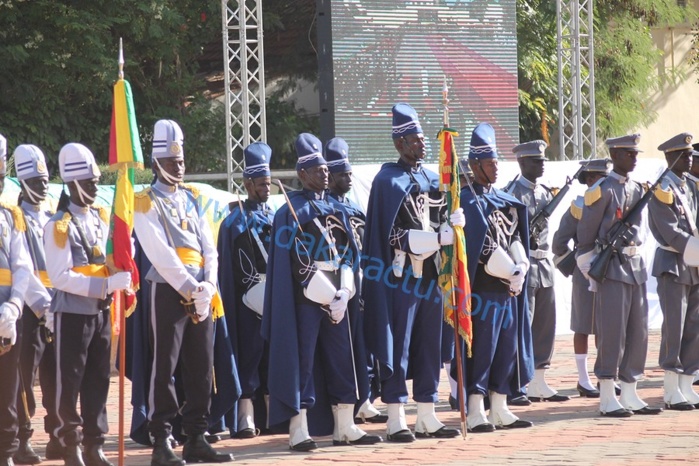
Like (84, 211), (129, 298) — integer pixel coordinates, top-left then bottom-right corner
(222, 0), (266, 192)
(556, 0), (596, 160)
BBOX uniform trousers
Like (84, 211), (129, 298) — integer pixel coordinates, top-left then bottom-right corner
(17, 307), (57, 441)
(657, 274), (699, 374)
(236, 300), (267, 398)
(380, 276), (442, 404)
(297, 303), (356, 408)
(594, 280), (648, 383)
(527, 284), (556, 369)
(467, 290), (518, 396)
(570, 268), (595, 335)
(53, 310), (111, 447)
(0, 317), (21, 457)
(147, 282), (213, 439)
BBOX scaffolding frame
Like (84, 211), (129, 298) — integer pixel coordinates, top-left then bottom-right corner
(556, 0), (596, 160)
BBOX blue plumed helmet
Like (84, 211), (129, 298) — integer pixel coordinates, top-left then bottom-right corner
(391, 103), (423, 139)
(295, 133), (327, 170)
(324, 137), (352, 174)
(243, 142), (272, 178)
(468, 123), (498, 160)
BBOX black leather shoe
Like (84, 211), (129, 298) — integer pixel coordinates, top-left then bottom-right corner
(448, 395), (458, 411)
(363, 414), (388, 424)
(45, 437), (63, 460)
(386, 429), (416, 443)
(529, 393), (571, 402)
(63, 446), (85, 466)
(83, 445), (113, 466)
(289, 439), (318, 452)
(233, 427), (257, 439)
(694, 379), (699, 386)
(600, 408), (633, 418)
(507, 395), (531, 406)
(205, 434), (221, 444)
(632, 406), (662, 415)
(577, 383), (600, 398)
(151, 437), (185, 466)
(498, 419), (533, 429)
(333, 433), (383, 445)
(13, 439), (41, 465)
(0, 457), (15, 466)
(665, 401), (695, 411)
(467, 423), (496, 433)
(182, 434), (233, 463)
(415, 426), (461, 438)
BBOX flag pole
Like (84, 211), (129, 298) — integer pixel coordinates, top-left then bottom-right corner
(441, 77), (467, 439)
(117, 37), (126, 466)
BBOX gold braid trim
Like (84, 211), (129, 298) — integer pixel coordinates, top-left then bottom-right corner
(0, 203), (26, 232)
(54, 212), (72, 249)
(183, 183), (200, 198)
(95, 205), (110, 225)
(584, 185), (602, 206)
(134, 188), (152, 213)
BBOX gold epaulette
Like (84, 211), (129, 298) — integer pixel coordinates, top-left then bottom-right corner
(584, 185), (602, 206)
(183, 183), (200, 198)
(653, 185), (673, 205)
(95, 205), (110, 225)
(570, 200), (583, 220)
(54, 212), (72, 248)
(543, 185), (560, 197)
(0, 203), (26, 232)
(134, 188), (152, 213)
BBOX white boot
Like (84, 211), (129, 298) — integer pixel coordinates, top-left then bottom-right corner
(415, 402), (444, 435)
(619, 381), (646, 411)
(526, 369), (558, 400)
(488, 391), (530, 428)
(466, 394), (493, 432)
(356, 399), (383, 422)
(599, 379), (627, 415)
(678, 374), (699, 406)
(289, 409), (316, 451)
(236, 398), (256, 437)
(333, 404), (382, 445)
(664, 371), (688, 407)
(386, 403), (409, 436)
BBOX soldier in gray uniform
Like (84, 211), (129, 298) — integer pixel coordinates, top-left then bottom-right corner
(649, 133), (699, 410)
(576, 134), (662, 417)
(507, 140), (568, 402)
(552, 159), (610, 398)
(44, 143), (132, 466)
(13, 145), (60, 464)
(0, 135), (49, 466)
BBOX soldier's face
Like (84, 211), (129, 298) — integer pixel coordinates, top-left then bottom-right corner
(329, 171), (352, 195)
(156, 157), (185, 185)
(611, 149), (637, 175)
(299, 165), (329, 192)
(667, 149), (692, 175)
(471, 158), (498, 185)
(396, 134), (426, 166)
(585, 173), (606, 188)
(246, 176), (271, 203)
(22, 176), (49, 203)
(692, 157), (699, 176)
(70, 177), (100, 207)
(519, 157), (545, 180)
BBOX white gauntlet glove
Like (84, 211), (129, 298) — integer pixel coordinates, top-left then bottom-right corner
(107, 272), (132, 294)
(44, 312), (55, 335)
(193, 281), (216, 306)
(508, 263), (528, 296)
(439, 223), (454, 246)
(194, 300), (210, 322)
(328, 288), (350, 323)
(449, 207), (465, 228)
(0, 301), (20, 344)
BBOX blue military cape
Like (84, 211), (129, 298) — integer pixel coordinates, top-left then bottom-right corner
(261, 190), (369, 436)
(458, 184), (535, 392)
(361, 162), (440, 380)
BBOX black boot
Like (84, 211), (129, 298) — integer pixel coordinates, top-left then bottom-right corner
(12, 438), (41, 465)
(151, 438), (185, 466)
(44, 437), (63, 461)
(82, 446), (113, 466)
(63, 446), (85, 466)
(182, 434), (233, 463)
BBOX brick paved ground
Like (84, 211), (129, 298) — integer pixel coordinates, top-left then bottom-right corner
(25, 330), (699, 465)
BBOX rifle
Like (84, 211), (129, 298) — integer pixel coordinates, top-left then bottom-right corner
(588, 165), (674, 283)
(503, 174), (519, 193)
(529, 162), (590, 250)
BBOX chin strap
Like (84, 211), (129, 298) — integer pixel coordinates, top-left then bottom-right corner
(73, 180), (96, 205)
(20, 179), (44, 205)
(153, 158), (181, 185)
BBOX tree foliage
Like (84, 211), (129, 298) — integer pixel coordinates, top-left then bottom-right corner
(517, 0), (696, 147)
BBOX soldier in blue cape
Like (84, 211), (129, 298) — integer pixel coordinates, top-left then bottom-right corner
(262, 133), (380, 451)
(458, 123), (534, 432)
(325, 137), (387, 425)
(362, 103), (462, 442)
(218, 142), (274, 438)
